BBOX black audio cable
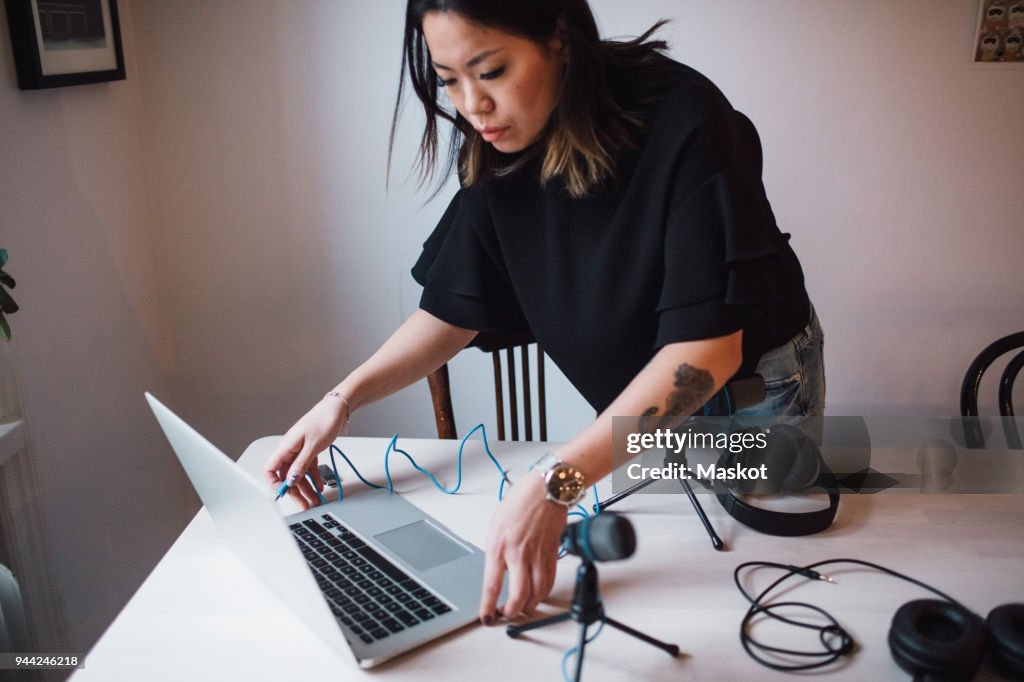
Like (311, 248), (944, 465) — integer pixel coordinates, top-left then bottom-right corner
(733, 558), (965, 672)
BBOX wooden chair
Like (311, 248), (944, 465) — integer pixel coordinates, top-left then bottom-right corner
(426, 330), (547, 441)
(960, 330), (1024, 449)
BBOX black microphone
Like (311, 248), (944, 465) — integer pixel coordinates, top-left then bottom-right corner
(560, 512), (636, 563)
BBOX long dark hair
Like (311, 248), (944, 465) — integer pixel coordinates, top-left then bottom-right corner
(389, 0), (669, 198)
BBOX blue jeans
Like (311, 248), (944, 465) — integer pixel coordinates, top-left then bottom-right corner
(734, 304), (826, 419)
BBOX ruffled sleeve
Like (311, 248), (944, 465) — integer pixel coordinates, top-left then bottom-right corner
(654, 107), (790, 349)
(412, 186), (529, 333)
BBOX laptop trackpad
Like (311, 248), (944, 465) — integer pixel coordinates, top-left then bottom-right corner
(374, 520), (471, 571)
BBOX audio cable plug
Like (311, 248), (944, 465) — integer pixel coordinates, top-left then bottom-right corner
(789, 565), (836, 583)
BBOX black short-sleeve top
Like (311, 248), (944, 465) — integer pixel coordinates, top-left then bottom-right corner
(413, 57), (811, 413)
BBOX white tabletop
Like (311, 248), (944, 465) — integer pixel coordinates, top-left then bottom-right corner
(72, 436), (1024, 681)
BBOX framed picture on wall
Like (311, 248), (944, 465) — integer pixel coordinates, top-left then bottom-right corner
(973, 0), (1024, 63)
(4, 0), (125, 89)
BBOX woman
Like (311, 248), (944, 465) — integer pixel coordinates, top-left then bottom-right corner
(265, 0), (824, 627)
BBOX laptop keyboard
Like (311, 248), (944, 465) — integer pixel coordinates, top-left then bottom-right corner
(289, 515), (453, 645)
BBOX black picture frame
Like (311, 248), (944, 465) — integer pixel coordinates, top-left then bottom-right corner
(4, 0), (125, 90)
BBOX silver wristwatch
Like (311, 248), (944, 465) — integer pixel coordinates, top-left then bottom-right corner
(529, 452), (586, 506)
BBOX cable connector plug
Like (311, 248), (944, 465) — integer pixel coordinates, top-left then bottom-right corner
(789, 565), (836, 583)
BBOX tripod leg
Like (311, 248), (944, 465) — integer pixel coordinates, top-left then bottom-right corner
(602, 616), (680, 657)
(506, 611), (572, 638)
(572, 621), (589, 682)
(679, 478), (724, 550)
(592, 477), (658, 512)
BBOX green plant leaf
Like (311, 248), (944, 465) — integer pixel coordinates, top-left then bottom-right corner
(0, 313), (9, 341)
(0, 287), (17, 315)
(0, 249), (7, 267)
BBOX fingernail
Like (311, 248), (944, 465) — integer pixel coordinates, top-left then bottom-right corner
(482, 615), (493, 626)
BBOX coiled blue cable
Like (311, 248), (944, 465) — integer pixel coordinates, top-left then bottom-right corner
(382, 424), (509, 498)
(325, 423), (511, 502)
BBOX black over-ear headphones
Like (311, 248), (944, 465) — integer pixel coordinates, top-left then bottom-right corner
(713, 423), (839, 536)
(888, 600), (1024, 680)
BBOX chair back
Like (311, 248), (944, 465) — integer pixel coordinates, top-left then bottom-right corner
(960, 331), (1024, 448)
(426, 330), (547, 441)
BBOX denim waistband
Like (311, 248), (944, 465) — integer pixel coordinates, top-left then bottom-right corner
(701, 303), (823, 416)
(791, 303), (822, 352)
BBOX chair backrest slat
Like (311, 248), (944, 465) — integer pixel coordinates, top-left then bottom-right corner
(537, 345), (547, 441)
(426, 339), (548, 442)
(427, 363), (456, 440)
(505, 347), (518, 440)
(999, 350), (1024, 419)
(492, 353), (505, 441)
(521, 346), (533, 441)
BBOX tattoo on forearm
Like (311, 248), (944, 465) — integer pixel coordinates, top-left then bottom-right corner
(638, 406), (659, 432)
(665, 363), (715, 416)
(636, 363), (715, 434)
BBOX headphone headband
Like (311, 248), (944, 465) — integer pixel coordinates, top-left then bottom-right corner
(713, 423), (839, 536)
(714, 478), (839, 536)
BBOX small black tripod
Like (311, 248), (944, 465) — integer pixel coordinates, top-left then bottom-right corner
(596, 449), (724, 550)
(507, 561), (680, 682)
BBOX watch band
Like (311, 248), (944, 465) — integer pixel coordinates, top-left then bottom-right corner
(529, 452), (559, 473)
(530, 452), (586, 506)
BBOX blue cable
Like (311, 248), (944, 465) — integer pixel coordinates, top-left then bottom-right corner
(325, 423), (508, 501)
(558, 499), (596, 558)
(305, 472), (327, 506)
(382, 423), (508, 499)
(327, 444), (386, 502)
(561, 621), (606, 682)
(557, 488), (607, 675)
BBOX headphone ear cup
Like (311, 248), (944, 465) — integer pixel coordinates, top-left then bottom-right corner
(888, 600), (987, 681)
(987, 603), (1024, 679)
(722, 426), (770, 494)
(757, 423), (820, 493)
(777, 424), (822, 491)
(725, 424), (820, 494)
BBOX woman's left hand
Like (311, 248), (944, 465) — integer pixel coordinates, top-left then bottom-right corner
(478, 471), (567, 624)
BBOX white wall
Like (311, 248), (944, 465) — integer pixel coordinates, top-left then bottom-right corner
(1, 0), (1022, 664)
(0, 0), (197, 659)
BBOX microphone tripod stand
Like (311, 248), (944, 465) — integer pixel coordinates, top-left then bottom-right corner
(596, 448), (724, 550)
(595, 375), (765, 550)
(507, 560), (679, 682)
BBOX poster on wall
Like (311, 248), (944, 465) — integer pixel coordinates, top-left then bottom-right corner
(3, 0), (126, 89)
(974, 0), (1024, 62)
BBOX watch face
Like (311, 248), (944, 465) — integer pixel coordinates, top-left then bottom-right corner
(546, 465), (586, 505)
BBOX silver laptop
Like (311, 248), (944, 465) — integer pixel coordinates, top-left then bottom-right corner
(145, 392), (500, 668)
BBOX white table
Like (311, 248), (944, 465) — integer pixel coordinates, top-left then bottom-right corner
(72, 436), (1024, 681)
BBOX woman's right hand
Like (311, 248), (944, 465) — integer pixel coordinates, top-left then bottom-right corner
(263, 395), (350, 509)
(261, 311), (474, 507)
